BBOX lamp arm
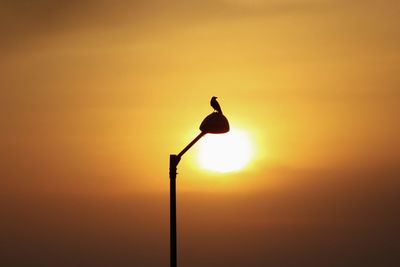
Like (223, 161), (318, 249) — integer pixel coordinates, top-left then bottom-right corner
(177, 132), (206, 159)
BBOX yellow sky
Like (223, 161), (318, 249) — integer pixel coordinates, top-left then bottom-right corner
(1, 1), (400, 266)
(2, 0), (399, 194)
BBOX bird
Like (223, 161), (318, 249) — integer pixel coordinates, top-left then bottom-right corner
(210, 96), (223, 114)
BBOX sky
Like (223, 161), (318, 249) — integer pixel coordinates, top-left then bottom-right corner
(1, 0), (400, 266)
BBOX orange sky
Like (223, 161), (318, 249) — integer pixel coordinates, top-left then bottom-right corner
(1, 1), (399, 266)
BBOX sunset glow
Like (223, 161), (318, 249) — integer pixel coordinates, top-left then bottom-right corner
(1, 1), (399, 266)
(197, 129), (253, 172)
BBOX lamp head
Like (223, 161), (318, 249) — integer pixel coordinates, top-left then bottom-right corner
(199, 112), (229, 134)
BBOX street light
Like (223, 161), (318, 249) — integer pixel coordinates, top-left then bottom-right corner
(169, 112), (230, 267)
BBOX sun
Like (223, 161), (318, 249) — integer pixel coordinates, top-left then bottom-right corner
(197, 128), (253, 173)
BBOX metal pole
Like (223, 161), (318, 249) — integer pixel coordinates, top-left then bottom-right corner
(169, 154), (178, 267)
(169, 132), (205, 267)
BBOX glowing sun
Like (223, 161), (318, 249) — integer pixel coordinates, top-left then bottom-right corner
(197, 128), (253, 173)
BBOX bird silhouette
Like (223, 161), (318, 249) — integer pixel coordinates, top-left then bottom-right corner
(210, 96), (223, 114)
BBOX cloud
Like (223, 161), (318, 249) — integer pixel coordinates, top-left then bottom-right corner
(0, 0), (338, 53)
(1, 165), (399, 266)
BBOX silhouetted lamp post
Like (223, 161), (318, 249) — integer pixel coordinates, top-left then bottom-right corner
(169, 112), (230, 267)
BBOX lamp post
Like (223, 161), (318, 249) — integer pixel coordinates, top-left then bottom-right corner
(169, 112), (230, 267)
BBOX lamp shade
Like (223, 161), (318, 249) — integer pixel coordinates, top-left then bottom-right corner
(199, 112), (230, 134)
